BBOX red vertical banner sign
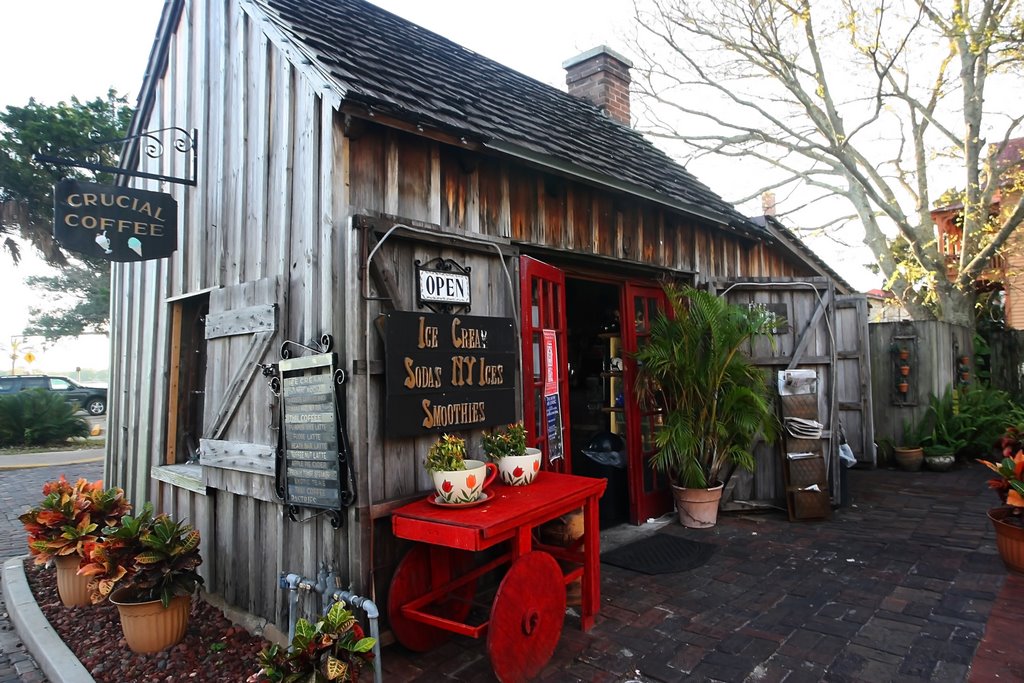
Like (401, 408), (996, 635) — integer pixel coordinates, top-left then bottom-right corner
(542, 329), (564, 463)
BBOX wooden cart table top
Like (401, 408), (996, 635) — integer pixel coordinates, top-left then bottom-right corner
(392, 472), (606, 552)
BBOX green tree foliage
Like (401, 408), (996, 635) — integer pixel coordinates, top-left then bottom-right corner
(0, 389), (89, 447)
(0, 90), (133, 265)
(0, 90), (131, 338)
(23, 256), (110, 340)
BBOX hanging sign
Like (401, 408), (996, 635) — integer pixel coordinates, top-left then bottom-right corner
(279, 353), (344, 511)
(416, 257), (472, 313)
(53, 179), (178, 261)
(542, 329), (558, 397)
(384, 311), (517, 437)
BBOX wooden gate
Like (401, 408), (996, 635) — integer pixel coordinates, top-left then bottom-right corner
(835, 295), (875, 465)
(713, 277), (869, 510)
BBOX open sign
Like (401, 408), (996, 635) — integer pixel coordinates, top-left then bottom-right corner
(416, 258), (472, 311)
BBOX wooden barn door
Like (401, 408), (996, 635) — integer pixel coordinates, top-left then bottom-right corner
(836, 294), (875, 465)
(519, 256), (571, 472)
(622, 283), (672, 523)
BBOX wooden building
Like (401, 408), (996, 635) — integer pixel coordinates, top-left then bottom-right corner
(109, 0), (861, 630)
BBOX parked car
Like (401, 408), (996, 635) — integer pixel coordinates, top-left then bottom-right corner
(0, 375), (107, 415)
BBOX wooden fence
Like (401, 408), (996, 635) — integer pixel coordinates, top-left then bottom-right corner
(868, 320), (973, 447)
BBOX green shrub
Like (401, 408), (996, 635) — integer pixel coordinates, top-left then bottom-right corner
(0, 389), (89, 447)
(923, 385), (1024, 458)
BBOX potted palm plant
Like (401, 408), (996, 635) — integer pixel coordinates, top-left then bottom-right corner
(424, 434), (496, 504)
(79, 502), (204, 653)
(634, 284), (778, 528)
(482, 422), (542, 486)
(18, 477), (131, 607)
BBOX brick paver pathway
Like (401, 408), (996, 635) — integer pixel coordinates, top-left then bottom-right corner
(0, 461), (102, 683)
(0, 460), (1016, 682)
(383, 465), (1012, 682)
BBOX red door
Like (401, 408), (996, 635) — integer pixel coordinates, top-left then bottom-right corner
(519, 256), (571, 472)
(622, 283), (671, 522)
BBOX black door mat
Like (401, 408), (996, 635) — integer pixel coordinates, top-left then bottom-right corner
(600, 533), (716, 575)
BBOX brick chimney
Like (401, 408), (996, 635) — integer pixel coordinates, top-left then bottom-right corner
(563, 46), (633, 126)
(761, 191), (777, 217)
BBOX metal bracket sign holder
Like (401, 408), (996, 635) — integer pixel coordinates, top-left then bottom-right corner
(267, 334), (354, 529)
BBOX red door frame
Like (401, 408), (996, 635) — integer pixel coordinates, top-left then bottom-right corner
(622, 283), (672, 523)
(519, 256), (571, 473)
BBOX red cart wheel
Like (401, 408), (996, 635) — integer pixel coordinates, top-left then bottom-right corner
(388, 544), (477, 652)
(487, 551), (566, 683)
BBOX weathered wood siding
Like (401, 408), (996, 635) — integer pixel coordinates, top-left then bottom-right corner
(109, 0), (837, 633)
(108, 0), (344, 625)
(869, 320), (974, 447)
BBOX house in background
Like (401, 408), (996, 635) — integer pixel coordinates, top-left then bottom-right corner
(108, 0), (863, 645)
(931, 138), (1024, 328)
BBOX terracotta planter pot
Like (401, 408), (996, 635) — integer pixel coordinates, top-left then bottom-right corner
(110, 589), (190, 653)
(897, 382), (909, 394)
(671, 483), (724, 528)
(898, 350), (910, 360)
(54, 554), (91, 607)
(495, 448), (542, 486)
(893, 446), (924, 471)
(899, 366), (910, 376)
(988, 507), (1024, 574)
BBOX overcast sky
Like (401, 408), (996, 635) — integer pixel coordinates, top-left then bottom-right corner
(0, 0), (873, 369)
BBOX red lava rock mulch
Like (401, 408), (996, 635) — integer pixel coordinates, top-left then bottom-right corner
(25, 560), (271, 682)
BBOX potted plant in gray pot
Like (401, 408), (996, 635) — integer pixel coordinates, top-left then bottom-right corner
(634, 284), (778, 528)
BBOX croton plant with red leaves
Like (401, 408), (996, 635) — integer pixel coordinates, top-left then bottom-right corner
(18, 476), (131, 564)
(979, 451), (1024, 507)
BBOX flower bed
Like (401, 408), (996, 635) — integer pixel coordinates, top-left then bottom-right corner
(25, 560), (270, 682)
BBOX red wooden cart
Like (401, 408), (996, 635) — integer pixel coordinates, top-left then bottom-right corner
(390, 472), (606, 682)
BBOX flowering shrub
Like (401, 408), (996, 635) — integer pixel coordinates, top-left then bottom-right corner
(978, 451), (1024, 507)
(18, 477), (131, 564)
(249, 600), (375, 682)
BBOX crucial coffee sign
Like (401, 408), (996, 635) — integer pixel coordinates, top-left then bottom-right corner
(53, 179), (178, 261)
(384, 311), (517, 437)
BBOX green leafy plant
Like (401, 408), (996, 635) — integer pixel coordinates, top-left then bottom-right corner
(250, 600), (375, 682)
(424, 434), (467, 473)
(482, 422), (527, 461)
(0, 389), (88, 447)
(17, 476), (130, 564)
(79, 501), (203, 607)
(634, 284), (778, 489)
(922, 385), (1024, 459)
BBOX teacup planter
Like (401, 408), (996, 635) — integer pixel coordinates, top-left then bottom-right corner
(431, 459), (498, 504)
(424, 434), (497, 505)
(496, 449), (543, 486)
(484, 422), (544, 486)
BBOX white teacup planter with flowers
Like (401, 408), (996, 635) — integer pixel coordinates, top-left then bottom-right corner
(424, 434), (497, 504)
(483, 422), (543, 486)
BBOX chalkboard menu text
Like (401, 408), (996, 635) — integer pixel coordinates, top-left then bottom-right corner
(279, 353), (343, 509)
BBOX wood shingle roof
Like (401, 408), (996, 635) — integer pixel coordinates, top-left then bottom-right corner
(255, 0), (759, 233)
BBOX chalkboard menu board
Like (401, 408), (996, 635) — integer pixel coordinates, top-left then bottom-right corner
(279, 353), (343, 510)
(384, 311), (517, 437)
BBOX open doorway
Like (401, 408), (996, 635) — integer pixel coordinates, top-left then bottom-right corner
(565, 278), (630, 528)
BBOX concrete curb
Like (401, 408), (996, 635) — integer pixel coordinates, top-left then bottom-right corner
(0, 456), (104, 471)
(2, 556), (94, 683)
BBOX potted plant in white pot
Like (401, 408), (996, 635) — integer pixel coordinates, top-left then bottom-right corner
(424, 433), (497, 504)
(634, 284), (778, 528)
(79, 501), (204, 653)
(483, 422), (542, 486)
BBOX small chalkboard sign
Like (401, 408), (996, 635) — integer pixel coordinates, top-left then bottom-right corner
(279, 353), (343, 511)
